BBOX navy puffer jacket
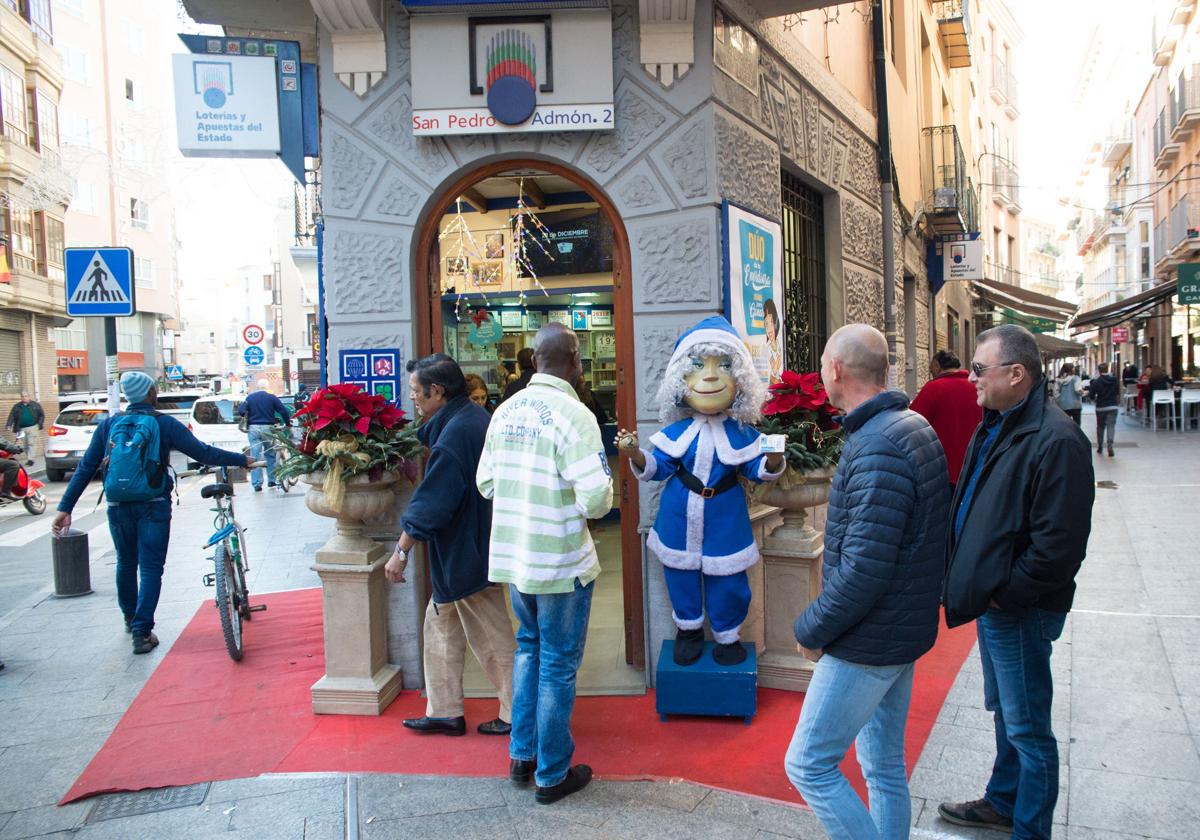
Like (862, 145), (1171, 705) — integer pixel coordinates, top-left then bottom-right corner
(794, 390), (951, 666)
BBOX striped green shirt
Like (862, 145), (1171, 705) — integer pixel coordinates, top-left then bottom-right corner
(476, 374), (614, 594)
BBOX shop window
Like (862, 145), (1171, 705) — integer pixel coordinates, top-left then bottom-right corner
(0, 64), (28, 146)
(781, 172), (828, 372)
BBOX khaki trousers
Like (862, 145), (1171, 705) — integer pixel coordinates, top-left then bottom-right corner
(423, 585), (516, 721)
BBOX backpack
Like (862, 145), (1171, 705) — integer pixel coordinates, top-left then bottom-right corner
(103, 411), (166, 502)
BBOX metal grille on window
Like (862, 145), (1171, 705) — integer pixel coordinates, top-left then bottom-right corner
(781, 172), (827, 373)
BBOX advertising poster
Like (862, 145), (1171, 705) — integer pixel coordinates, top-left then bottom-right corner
(723, 202), (784, 384)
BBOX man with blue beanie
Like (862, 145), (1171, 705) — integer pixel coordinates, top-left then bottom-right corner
(51, 371), (253, 655)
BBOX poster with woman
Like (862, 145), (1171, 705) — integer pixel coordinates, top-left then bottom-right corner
(722, 201), (785, 384)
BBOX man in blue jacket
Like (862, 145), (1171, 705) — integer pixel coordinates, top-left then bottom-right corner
(785, 325), (950, 839)
(51, 371), (252, 655)
(383, 354), (514, 737)
(237, 379), (291, 491)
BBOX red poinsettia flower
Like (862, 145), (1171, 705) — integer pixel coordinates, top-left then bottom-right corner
(310, 395), (351, 430)
(375, 403), (406, 429)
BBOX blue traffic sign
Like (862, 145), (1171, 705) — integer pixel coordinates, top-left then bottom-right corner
(65, 247), (136, 317)
(244, 346), (265, 367)
(165, 364), (184, 381)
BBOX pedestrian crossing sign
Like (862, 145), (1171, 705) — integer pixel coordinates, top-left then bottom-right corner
(64, 247), (136, 317)
(165, 364), (184, 381)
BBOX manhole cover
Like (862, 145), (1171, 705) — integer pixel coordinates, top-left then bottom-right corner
(1096, 480), (1119, 490)
(87, 782), (210, 823)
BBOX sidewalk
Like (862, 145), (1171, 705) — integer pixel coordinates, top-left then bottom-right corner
(0, 407), (1197, 839)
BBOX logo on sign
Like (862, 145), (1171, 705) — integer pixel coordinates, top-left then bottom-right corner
(344, 356), (367, 378)
(243, 324), (264, 345)
(244, 346), (264, 366)
(373, 357), (394, 376)
(194, 61), (234, 108)
(485, 29), (539, 125)
(951, 244), (965, 264)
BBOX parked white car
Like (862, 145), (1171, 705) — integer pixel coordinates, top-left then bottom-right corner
(43, 403), (123, 482)
(185, 395), (248, 468)
(156, 389), (209, 422)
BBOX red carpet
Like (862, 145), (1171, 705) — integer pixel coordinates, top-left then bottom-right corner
(62, 587), (976, 806)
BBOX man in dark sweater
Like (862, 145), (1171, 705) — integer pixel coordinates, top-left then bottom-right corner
(384, 354), (514, 737)
(51, 371), (251, 655)
(501, 347), (536, 402)
(785, 325), (950, 837)
(1087, 362), (1120, 456)
(237, 379), (291, 491)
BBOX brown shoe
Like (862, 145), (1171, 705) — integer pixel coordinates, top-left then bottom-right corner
(937, 798), (1013, 833)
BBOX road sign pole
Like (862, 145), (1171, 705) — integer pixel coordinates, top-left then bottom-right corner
(104, 316), (120, 414)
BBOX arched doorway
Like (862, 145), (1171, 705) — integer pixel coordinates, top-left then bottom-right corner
(414, 159), (645, 692)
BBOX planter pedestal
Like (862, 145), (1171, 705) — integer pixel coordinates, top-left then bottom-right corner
(754, 468), (834, 693)
(304, 472), (404, 715)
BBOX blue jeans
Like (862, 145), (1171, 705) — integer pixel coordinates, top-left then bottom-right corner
(978, 608), (1067, 840)
(785, 654), (915, 840)
(508, 578), (593, 788)
(247, 425), (276, 487)
(108, 499), (172, 635)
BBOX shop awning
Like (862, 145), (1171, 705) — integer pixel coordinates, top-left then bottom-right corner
(1068, 280), (1178, 330)
(1033, 332), (1087, 360)
(971, 278), (1077, 323)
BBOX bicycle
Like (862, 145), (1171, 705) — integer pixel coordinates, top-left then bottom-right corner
(184, 462), (268, 661)
(273, 424), (300, 494)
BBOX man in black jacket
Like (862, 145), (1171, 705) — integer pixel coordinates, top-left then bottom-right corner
(501, 347), (535, 402)
(1088, 362), (1120, 456)
(384, 354), (514, 737)
(785, 325), (950, 837)
(6, 392), (45, 466)
(939, 325), (1094, 839)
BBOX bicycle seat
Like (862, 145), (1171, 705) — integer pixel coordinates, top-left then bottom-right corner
(201, 483), (234, 499)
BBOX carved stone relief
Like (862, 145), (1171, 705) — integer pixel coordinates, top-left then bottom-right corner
(818, 113), (835, 184)
(326, 230), (408, 316)
(841, 196), (883, 270)
(582, 82), (671, 177)
(802, 88), (820, 174)
(716, 114), (781, 221)
(370, 167), (422, 221)
(634, 217), (715, 307)
(611, 160), (677, 217)
(362, 90), (450, 182)
(325, 129), (381, 218)
(843, 268), (884, 330)
(636, 325), (686, 419)
(658, 119), (710, 202)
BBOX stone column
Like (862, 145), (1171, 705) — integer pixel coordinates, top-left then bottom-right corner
(756, 504), (825, 693)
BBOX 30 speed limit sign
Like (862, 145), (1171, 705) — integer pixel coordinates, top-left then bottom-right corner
(243, 324), (265, 345)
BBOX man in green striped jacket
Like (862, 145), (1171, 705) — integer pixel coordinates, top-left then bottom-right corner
(477, 323), (614, 805)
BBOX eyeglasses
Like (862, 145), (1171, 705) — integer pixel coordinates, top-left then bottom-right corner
(970, 361), (1018, 377)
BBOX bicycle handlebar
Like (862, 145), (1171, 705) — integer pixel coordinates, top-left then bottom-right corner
(178, 461), (266, 480)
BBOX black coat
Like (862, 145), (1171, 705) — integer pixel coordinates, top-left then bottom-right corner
(944, 385), (1095, 627)
(400, 395), (494, 603)
(6, 400), (44, 433)
(1088, 373), (1120, 409)
(794, 391), (950, 666)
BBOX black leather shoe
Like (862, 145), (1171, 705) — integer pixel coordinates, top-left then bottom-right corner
(673, 628), (704, 666)
(124, 617), (133, 634)
(477, 717), (511, 735)
(402, 716), (466, 736)
(937, 798), (1013, 833)
(535, 764), (592, 805)
(509, 758), (535, 787)
(713, 640), (747, 666)
(131, 632), (159, 655)
(253, 486), (263, 492)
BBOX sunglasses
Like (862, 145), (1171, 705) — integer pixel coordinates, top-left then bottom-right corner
(970, 361), (1018, 377)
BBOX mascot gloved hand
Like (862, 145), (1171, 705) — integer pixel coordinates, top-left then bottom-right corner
(616, 316), (784, 667)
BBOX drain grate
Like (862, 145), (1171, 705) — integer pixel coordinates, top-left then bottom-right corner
(1095, 480), (1119, 490)
(87, 782), (210, 823)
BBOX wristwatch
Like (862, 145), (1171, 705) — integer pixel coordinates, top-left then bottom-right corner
(393, 544), (409, 562)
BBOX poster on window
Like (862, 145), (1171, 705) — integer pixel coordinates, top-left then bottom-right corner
(722, 201), (784, 384)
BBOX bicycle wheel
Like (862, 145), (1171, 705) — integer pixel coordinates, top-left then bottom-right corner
(213, 543), (244, 661)
(233, 529), (252, 621)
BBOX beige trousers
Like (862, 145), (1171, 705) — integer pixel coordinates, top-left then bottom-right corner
(423, 585), (516, 721)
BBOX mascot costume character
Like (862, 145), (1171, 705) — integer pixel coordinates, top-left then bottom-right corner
(616, 316), (784, 666)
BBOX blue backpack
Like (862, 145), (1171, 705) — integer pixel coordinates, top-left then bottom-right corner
(103, 411), (166, 502)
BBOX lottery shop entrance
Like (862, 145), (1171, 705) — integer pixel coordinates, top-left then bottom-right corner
(414, 159), (644, 693)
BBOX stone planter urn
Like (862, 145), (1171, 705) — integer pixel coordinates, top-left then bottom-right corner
(756, 465), (837, 693)
(302, 470), (404, 715)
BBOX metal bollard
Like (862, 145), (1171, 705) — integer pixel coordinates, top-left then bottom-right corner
(51, 529), (93, 598)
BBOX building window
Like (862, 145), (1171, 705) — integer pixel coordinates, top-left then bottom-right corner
(4, 206), (35, 272)
(70, 180), (96, 215)
(23, 0), (53, 44)
(54, 320), (87, 352)
(117, 317), (143, 354)
(0, 64), (28, 146)
(781, 172), (828, 372)
(60, 108), (95, 147)
(60, 46), (88, 83)
(124, 78), (134, 101)
(947, 306), (961, 357)
(130, 197), (149, 229)
(1140, 220), (1151, 281)
(135, 256), (153, 288)
(34, 212), (63, 280)
(33, 91), (57, 150)
(57, 0), (84, 19)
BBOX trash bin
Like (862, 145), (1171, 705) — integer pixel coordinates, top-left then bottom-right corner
(52, 529), (93, 598)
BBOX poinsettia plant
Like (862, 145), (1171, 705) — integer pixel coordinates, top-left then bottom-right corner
(266, 383), (422, 485)
(755, 370), (844, 475)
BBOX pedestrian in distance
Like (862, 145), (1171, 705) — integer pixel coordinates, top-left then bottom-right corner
(237, 379), (291, 491)
(384, 354), (515, 738)
(909, 349), (983, 494)
(939, 325), (1095, 839)
(5, 392), (45, 466)
(51, 371), (254, 655)
(1087, 362), (1120, 456)
(476, 323), (614, 805)
(784, 324), (950, 840)
(1053, 363), (1084, 425)
(501, 347), (536, 402)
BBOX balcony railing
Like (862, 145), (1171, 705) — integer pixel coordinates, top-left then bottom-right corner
(1154, 219), (1169, 270)
(1173, 65), (1200, 140)
(1, 1), (53, 45)
(1076, 212), (1099, 256)
(991, 159), (1020, 214)
(1167, 193), (1200, 255)
(989, 54), (1019, 115)
(1102, 119), (1134, 166)
(933, 0), (972, 68)
(922, 125), (972, 234)
(1154, 109), (1182, 169)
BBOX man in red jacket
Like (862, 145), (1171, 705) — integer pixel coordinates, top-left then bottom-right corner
(910, 350), (983, 491)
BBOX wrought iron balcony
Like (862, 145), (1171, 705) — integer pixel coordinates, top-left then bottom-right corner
(990, 160), (1020, 215)
(1154, 109), (1182, 170)
(922, 125), (973, 234)
(1172, 65), (1200, 141)
(989, 54), (1018, 117)
(1167, 192), (1200, 257)
(1102, 120), (1133, 166)
(934, 0), (972, 69)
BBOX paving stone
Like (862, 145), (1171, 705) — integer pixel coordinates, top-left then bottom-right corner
(358, 774), (507, 821)
(0, 801), (89, 839)
(64, 804), (233, 840)
(1072, 653), (1178, 694)
(207, 774), (344, 805)
(689, 788), (823, 838)
(225, 785), (344, 830)
(1070, 684), (1190, 734)
(1071, 767), (1200, 839)
(599, 800), (759, 840)
(301, 813), (344, 840)
(1071, 727), (1200, 780)
(505, 804), (625, 840)
(592, 779), (710, 813)
(362, 805), (517, 840)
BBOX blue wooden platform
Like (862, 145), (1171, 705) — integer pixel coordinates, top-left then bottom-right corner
(655, 640), (757, 724)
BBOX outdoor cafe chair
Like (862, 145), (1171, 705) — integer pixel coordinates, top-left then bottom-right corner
(1150, 389), (1177, 432)
(1182, 389), (1200, 431)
